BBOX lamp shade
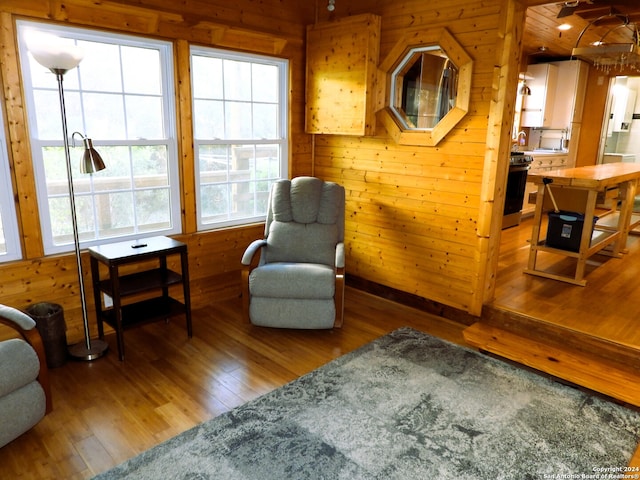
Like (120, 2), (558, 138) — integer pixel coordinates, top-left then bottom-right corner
(519, 80), (531, 96)
(80, 137), (106, 174)
(25, 31), (84, 73)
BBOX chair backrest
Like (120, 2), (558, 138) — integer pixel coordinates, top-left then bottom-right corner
(264, 177), (345, 266)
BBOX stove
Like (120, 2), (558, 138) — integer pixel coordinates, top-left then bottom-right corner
(509, 152), (533, 166)
(503, 152), (534, 229)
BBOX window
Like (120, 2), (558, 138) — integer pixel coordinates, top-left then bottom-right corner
(0, 106), (22, 262)
(191, 47), (288, 230)
(17, 21), (180, 254)
(378, 28), (473, 146)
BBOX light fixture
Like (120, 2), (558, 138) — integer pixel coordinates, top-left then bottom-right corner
(571, 13), (640, 72)
(519, 79), (531, 96)
(26, 32), (109, 361)
(72, 132), (106, 174)
(327, 0), (335, 12)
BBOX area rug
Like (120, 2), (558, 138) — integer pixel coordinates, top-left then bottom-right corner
(94, 327), (640, 479)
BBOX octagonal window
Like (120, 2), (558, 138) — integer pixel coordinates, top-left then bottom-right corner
(377, 28), (472, 146)
(391, 46), (459, 130)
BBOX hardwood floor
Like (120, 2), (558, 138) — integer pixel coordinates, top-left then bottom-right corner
(0, 288), (466, 479)
(493, 215), (640, 351)
(3, 233), (640, 478)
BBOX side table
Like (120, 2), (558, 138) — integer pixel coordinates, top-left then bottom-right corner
(88, 236), (192, 361)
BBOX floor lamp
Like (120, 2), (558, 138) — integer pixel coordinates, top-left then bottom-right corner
(28, 35), (109, 361)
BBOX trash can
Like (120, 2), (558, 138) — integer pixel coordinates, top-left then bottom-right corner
(26, 302), (68, 368)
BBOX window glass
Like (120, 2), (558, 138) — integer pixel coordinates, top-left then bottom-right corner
(17, 21), (180, 254)
(191, 47), (288, 230)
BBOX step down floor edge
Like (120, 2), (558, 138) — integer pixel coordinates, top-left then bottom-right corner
(463, 322), (640, 409)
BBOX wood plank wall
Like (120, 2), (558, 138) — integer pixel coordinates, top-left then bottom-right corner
(0, 0), (526, 343)
(312, 0), (526, 316)
(0, 0), (315, 343)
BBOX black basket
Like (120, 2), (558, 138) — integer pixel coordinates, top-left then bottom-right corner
(546, 211), (597, 252)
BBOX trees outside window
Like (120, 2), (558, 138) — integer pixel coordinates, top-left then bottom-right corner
(191, 47), (288, 230)
(17, 21), (180, 254)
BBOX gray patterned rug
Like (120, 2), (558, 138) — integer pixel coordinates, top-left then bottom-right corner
(94, 327), (640, 479)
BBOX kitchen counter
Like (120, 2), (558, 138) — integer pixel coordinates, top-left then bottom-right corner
(523, 150), (568, 156)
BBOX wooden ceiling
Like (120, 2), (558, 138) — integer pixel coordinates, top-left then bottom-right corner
(523, 0), (640, 63)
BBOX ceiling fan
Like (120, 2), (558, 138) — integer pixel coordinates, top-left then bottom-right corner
(557, 1), (583, 18)
(556, 0), (640, 19)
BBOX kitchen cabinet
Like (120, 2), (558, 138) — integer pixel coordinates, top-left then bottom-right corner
(519, 60), (588, 130)
(521, 63), (558, 128)
(548, 60), (589, 130)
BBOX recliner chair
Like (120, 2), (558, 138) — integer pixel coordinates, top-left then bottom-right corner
(0, 304), (51, 448)
(241, 176), (345, 329)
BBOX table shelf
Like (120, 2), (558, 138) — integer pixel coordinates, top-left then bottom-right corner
(100, 297), (186, 330)
(596, 210), (640, 234)
(97, 268), (183, 298)
(531, 228), (618, 258)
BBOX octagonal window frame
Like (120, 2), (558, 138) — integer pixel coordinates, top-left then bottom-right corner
(378, 28), (473, 146)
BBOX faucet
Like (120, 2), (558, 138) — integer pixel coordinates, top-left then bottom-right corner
(512, 131), (526, 151)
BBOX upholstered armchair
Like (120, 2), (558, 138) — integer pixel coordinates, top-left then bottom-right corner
(241, 177), (345, 329)
(0, 305), (51, 448)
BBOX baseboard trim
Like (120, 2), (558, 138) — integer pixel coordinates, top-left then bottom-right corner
(346, 275), (478, 327)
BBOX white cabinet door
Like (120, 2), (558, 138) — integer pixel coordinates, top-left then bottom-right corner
(549, 61), (577, 129)
(521, 63), (558, 128)
(548, 60), (589, 130)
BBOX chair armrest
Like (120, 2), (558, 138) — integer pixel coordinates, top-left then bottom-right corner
(241, 239), (267, 324)
(0, 305), (36, 331)
(335, 242), (345, 269)
(242, 239), (268, 265)
(0, 305), (51, 413)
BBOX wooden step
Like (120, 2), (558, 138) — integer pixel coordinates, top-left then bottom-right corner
(482, 304), (640, 371)
(463, 322), (640, 408)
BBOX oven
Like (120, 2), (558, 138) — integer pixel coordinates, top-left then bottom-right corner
(502, 153), (533, 229)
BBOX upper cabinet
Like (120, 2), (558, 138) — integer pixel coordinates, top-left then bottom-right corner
(305, 14), (381, 136)
(520, 60), (588, 130)
(549, 60), (589, 130)
(521, 63), (558, 128)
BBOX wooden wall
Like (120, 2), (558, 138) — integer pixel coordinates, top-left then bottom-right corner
(0, 0), (526, 344)
(312, 0), (526, 316)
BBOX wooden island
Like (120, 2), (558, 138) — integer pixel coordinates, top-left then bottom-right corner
(525, 162), (640, 285)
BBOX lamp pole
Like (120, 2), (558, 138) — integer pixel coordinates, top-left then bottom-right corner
(28, 36), (108, 361)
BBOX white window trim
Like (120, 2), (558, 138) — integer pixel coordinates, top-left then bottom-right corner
(190, 46), (289, 231)
(17, 20), (181, 255)
(0, 107), (22, 262)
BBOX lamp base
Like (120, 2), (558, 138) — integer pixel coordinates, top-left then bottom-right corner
(68, 338), (109, 361)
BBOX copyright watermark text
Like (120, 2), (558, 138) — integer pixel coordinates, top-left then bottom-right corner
(542, 466), (640, 479)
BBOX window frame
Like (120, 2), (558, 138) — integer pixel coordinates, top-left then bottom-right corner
(0, 105), (22, 263)
(190, 46), (289, 231)
(17, 20), (181, 255)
